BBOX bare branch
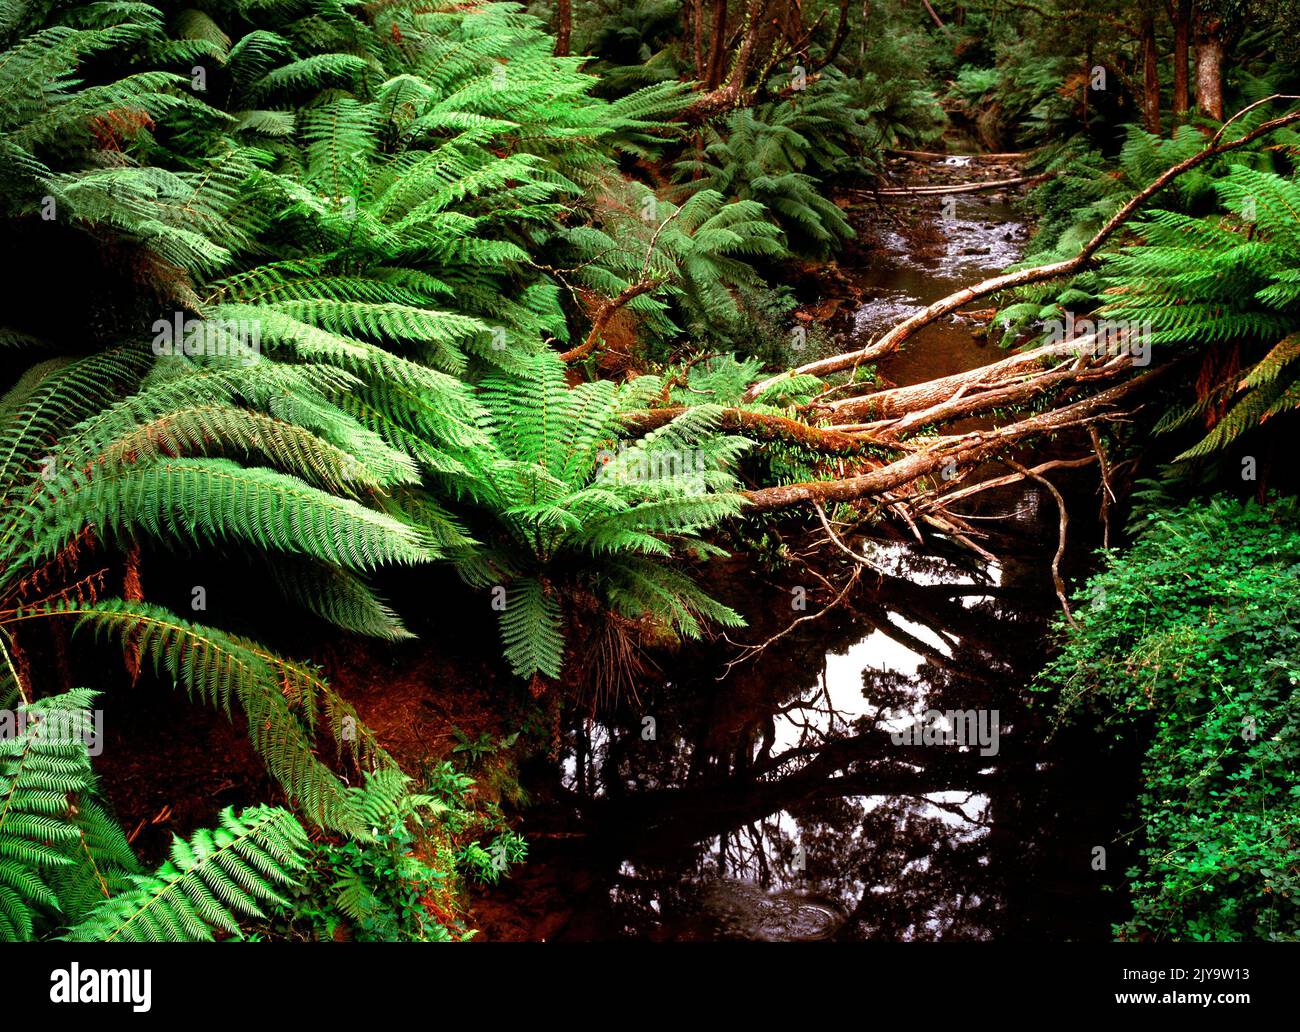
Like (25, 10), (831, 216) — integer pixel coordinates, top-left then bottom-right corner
(1004, 459), (1078, 629)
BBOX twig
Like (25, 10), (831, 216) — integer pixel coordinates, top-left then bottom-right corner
(1004, 459), (1078, 628)
(1089, 425), (1114, 550)
(560, 206), (683, 363)
(812, 501), (885, 570)
(915, 456), (1096, 511)
(718, 567), (862, 680)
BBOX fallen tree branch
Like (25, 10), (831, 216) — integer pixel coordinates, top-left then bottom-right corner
(853, 361), (1094, 434)
(886, 149), (1032, 161)
(623, 406), (888, 454)
(820, 335), (1111, 424)
(812, 500), (885, 570)
(919, 511), (997, 562)
(740, 370), (1159, 511)
(857, 173), (1051, 196)
(821, 339), (1077, 419)
(915, 456), (1096, 512)
(747, 100), (1300, 400)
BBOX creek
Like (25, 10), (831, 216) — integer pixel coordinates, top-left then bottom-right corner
(476, 165), (1134, 942)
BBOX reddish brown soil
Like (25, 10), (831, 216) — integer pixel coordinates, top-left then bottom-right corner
(94, 684), (275, 862)
(316, 637), (511, 778)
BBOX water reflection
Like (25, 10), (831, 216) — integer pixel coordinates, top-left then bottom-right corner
(492, 529), (1126, 942)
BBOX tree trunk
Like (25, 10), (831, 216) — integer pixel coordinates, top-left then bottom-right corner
(1194, 12), (1227, 120)
(693, 0), (705, 79)
(812, 0), (852, 72)
(554, 0), (571, 56)
(1141, 11), (1161, 133)
(705, 0), (729, 88)
(685, 0), (763, 122)
(1170, 0), (1192, 118)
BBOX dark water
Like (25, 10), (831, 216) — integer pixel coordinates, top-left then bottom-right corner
(477, 184), (1133, 942)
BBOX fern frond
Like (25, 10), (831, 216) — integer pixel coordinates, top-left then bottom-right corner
(66, 805), (308, 941)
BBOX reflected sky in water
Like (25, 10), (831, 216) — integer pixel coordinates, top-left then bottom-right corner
(526, 530), (1126, 941)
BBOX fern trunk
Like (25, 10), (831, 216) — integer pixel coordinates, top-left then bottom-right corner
(1194, 13), (1227, 120)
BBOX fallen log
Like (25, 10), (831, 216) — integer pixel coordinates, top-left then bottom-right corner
(826, 338), (1140, 429)
(740, 370), (1159, 512)
(862, 360), (1113, 437)
(886, 149), (1032, 162)
(857, 173), (1051, 196)
(746, 101), (1300, 401)
(819, 338), (1086, 422)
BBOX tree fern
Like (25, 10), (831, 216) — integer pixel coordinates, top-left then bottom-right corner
(0, 0), (789, 882)
(672, 104), (855, 258)
(0, 689), (137, 941)
(29, 457), (432, 573)
(0, 349), (421, 838)
(1098, 167), (1300, 462)
(447, 351), (748, 682)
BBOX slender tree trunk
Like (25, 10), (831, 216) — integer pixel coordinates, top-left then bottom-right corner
(1170, 0), (1192, 118)
(685, 0), (763, 122)
(1194, 12), (1227, 120)
(693, 0), (705, 79)
(1082, 41), (1093, 129)
(705, 0), (729, 88)
(555, 0), (571, 56)
(725, 0), (761, 91)
(812, 0), (852, 72)
(1141, 11), (1161, 133)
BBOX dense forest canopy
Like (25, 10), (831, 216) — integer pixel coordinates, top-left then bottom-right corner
(0, 0), (1296, 948)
